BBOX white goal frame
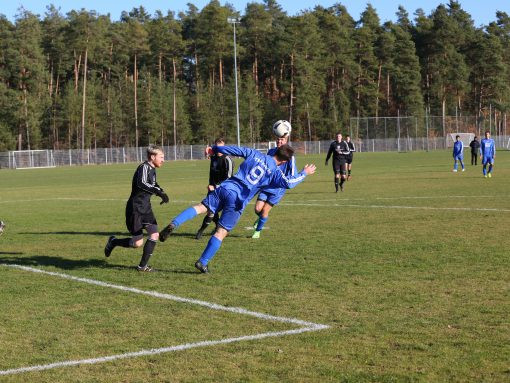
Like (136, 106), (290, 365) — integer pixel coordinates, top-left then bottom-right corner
(8, 150), (56, 169)
(446, 133), (475, 148)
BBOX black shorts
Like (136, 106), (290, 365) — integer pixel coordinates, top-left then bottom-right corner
(333, 158), (347, 174)
(125, 199), (157, 236)
(346, 155), (353, 165)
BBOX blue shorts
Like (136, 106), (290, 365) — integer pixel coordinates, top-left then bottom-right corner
(482, 156), (494, 165)
(453, 154), (463, 161)
(201, 187), (243, 232)
(257, 188), (286, 206)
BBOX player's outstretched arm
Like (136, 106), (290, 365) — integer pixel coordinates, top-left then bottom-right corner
(302, 164), (316, 175)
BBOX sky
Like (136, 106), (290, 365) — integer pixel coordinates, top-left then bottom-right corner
(2, 1), (510, 27)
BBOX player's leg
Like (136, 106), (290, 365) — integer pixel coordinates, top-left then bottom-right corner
(339, 162), (347, 191)
(252, 202), (273, 239)
(482, 157), (488, 176)
(160, 202), (209, 242)
(253, 198), (266, 229)
(453, 158), (458, 172)
(347, 158), (352, 179)
(332, 160), (340, 192)
(195, 198), (241, 273)
(488, 158), (494, 176)
(138, 224), (158, 271)
(105, 209), (141, 257)
(196, 209), (215, 240)
(460, 157), (465, 171)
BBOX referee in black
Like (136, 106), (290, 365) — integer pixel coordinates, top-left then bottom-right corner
(195, 138), (234, 239)
(104, 145), (169, 271)
(325, 132), (350, 192)
(345, 134), (355, 180)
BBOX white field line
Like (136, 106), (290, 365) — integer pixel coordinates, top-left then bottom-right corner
(0, 264), (328, 376)
(1, 197), (508, 213)
(279, 201), (510, 213)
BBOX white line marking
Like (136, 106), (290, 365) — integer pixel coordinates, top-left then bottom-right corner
(2, 197), (507, 213)
(280, 202), (510, 213)
(0, 264), (328, 375)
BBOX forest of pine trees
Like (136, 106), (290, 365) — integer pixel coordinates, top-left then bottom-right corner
(0, 0), (509, 151)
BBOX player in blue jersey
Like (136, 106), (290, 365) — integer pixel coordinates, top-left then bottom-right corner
(479, 130), (496, 178)
(159, 144), (316, 273)
(452, 135), (465, 172)
(251, 135), (296, 239)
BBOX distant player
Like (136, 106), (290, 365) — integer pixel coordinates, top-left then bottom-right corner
(452, 135), (465, 172)
(325, 132), (350, 192)
(345, 135), (355, 180)
(480, 130), (495, 178)
(104, 145), (169, 271)
(469, 136), (480, 165)
(195, 138), (234, 240)
(251, 134), (296, 239)
(0, 220), (5, 236)
(159, 144), (316, 273)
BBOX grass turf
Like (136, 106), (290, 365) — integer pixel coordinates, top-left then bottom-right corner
(0, 150), (509, 382)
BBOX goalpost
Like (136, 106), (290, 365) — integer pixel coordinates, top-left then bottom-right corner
(446, 133), (475, 148)
(9, 150), (56, 169)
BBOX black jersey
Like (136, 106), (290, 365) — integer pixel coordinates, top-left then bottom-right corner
(128, 161), (164, 213)
(326, 140), (350, 162)
(125, 161), (164, 234)
(209, 154), (234, 187)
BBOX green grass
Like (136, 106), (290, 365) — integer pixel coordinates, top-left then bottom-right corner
(0, 150), (509, 382)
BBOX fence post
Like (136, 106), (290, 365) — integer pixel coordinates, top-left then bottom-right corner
(190, 145), (193, 160)
(304, 141), (307, 155)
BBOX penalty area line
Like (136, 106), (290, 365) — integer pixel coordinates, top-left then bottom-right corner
(0, 264), (329, 376)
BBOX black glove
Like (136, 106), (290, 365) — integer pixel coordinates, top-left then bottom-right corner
(156, 190), (169, 204)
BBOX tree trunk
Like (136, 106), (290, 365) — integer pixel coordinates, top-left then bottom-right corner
(376, 63), (382, 123)
(289, 54), (294, 123)
(81, 47), (88, 150)
(134, 53), (139, 149)
(219, 58), (223, 88)
(195, 51), (200, 108)
(173, 57), (177, 148)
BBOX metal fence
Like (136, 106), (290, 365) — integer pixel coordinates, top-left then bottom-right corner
(1, 136), (508, 169)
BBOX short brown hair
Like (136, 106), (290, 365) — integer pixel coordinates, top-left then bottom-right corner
(147, 145), (163, 159)
(274, 144), (294, 162)
(214, 137), (225, 145)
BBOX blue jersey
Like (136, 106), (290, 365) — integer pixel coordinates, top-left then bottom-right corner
(213, 145), (306, 210)
(258, 147), (297, 197)
(480, 138), (495, 158)
(453, 141), (464, 157)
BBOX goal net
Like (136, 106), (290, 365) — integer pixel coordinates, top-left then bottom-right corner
(254, 141), (277, 154)
(9, 150), (56, 169)
(446, 133), (475, 148)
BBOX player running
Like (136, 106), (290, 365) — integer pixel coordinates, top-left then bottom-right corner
(480, 130), (495, 178)
(195, 138), (234, 240)
(251, 135), (296, 239)
(345, 135), (355, 180)
(325, 132), (350, 192)
(103, 145), (169, 272)
(452, 135), (465, 172)
(159, 144), (316, 273)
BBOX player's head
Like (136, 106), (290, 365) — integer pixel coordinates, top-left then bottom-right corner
(474, 136), (478, 140)
(147, 145), (164, 167)
(214, 137), (225, 146)
(273, 144), (294, 164)
(455, 135), (460, 141)
(485, 130), (490, 138)
(345, 135), (351, 142)
(336, 132), (342, 142)
(276, 135), (288, 147)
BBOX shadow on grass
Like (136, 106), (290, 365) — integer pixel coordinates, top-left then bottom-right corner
(0, 251), (24, 255)
(20, 231), (128, 236)
(0, 255), (199, 275)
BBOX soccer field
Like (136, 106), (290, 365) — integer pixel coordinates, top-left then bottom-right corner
(0, 150), (509, 382)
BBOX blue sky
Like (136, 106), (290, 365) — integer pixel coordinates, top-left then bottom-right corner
(3, 1), (509, 27)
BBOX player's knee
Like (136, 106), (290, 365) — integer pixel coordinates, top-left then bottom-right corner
(149, 232), (159, 241)
(193, 203), (207, 215)
(214, 227), (228, 240)
(132, 239), (144, 248)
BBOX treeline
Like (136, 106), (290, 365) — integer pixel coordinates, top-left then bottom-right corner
(0, 0), (509, 151)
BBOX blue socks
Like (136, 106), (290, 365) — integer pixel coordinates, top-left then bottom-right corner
(173, 207), (197, 228)
(198, 236), (222, 266)
(256, 217), (268, 232)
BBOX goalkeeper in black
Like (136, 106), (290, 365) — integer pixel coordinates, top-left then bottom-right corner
(104, 145), (169, 271)
(325, 132), (350, 192)
(195, 138), (234, 239)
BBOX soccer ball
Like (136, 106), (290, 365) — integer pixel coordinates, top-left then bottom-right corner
(272, 120), (292, 138)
